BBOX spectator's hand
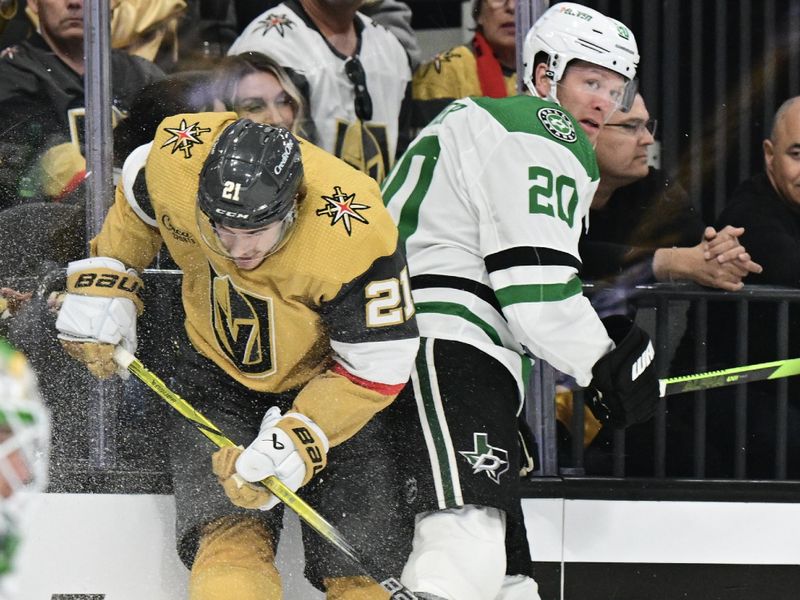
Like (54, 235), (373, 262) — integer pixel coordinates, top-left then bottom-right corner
(684, 243), (754, 291)
(701, 226), (762, 289)
(0, 287), (32, 318)
(703, 226), (762, 270)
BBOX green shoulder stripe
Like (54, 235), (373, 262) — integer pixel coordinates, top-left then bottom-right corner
(495, 276), (583, 307)
(471, 96), (599, 181)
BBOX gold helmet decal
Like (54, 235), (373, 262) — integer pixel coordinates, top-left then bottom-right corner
(210, 269), (276, 376)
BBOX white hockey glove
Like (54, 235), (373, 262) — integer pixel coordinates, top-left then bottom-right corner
(212, 406), (329, 511)
(55, 257), (143, 379)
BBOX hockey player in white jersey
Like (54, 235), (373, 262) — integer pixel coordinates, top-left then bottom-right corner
(383, 4), (658, 599)
(0, 337), (50, 599)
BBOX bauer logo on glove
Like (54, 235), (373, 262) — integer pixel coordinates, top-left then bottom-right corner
(55, 257), (142, 379)
(213, 407), (329, 511)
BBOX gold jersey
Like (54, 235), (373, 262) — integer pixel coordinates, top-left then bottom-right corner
(412, 44), (517, 126)
(92, 112), (418, 446)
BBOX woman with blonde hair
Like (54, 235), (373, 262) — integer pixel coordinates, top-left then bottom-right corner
(211, 51), (312, 139)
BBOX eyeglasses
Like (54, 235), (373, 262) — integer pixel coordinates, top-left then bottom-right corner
(605, 118), (658, 138)
(344, 56), (373, 121)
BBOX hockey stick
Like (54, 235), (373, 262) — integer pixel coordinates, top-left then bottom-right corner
(113, 347), (417, 600)
(659, 357), (800, 397)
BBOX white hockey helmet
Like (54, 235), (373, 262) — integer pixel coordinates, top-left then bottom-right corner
(0, 338), (50, 575)
(522, 2), (640, 111)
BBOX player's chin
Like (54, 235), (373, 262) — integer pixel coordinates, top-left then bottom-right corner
(233, 256), (265, 270)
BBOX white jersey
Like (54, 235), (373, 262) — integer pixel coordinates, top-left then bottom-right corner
(228, 1), (411, 183)
(382, 96), (614, 398)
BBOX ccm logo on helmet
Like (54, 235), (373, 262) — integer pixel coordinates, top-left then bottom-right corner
(214, 208), (250, 220)
(292, 426), (325, 477)
(631, 341), (655, 381)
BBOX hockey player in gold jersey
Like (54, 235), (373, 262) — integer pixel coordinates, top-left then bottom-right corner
(54, 114), (420, 599)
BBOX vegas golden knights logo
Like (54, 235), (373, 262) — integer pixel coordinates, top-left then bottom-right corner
(334, 120), (390, 183)
(210, 269), (276, 376)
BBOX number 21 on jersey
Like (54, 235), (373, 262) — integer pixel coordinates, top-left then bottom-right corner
(365, 267), (415, 327)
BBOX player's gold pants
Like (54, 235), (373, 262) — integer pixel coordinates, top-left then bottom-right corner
(189, 516), (389, 599)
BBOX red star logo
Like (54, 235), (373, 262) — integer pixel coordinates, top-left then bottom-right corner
(160, 119), (212, 159)
(316, 186), (370, 235)
(254, 13), (295, 37)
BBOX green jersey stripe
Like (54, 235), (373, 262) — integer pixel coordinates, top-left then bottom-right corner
(495, 276), (583, 307)
(414, 340), (459, 506)
(381, 136), (441, 247)
(416, 301), (503, 346)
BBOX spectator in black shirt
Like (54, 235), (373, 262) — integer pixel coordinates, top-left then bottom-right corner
(716, 96), (800, 286)
(582, 92), (762, 293)
(692, 95), (800, 479)
(560, 94), (761, 474)
(0, 0), (163, 208)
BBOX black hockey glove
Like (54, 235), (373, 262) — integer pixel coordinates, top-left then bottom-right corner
(589, 315), (658, 428)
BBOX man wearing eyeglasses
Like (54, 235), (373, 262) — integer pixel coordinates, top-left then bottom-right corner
(556, 93), (762, 470)
(228, 0), (412, 185)
(582, 92), (762, 292)
(383, 4), (662, 599)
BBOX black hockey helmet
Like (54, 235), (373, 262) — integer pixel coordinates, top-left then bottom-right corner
(197, 119), (303, 230)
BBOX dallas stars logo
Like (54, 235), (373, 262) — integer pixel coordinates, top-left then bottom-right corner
(254, 13), (295, 37)
(316, 186), (370, 235)
(161, 119), (212, 158)
(459, 433), (509, 484)
(537, 107), (577, 143)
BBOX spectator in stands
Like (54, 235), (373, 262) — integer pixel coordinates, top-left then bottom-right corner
(21, 0), (188, 66)
(558, 93), (763, 473)
(360, 0), (420, 69)
(0, 0), (15, 34)
(232, 0), (420, 68)
(228, 0), (412, 184)
(687, 95), (800, 479)
(0, 0), (163, 208)
(108, 0), (188, 67)
(716, 96), (800, 285)
(412, 0), (517, 127)
(210, 51), (311, 138)
(583, 92), (763, 294)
